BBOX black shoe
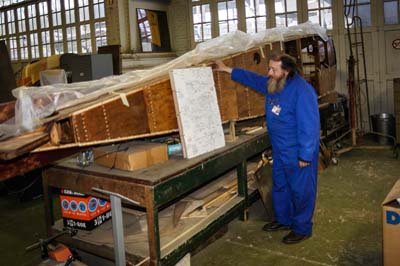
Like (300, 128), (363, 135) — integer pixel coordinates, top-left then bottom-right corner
(282, 231), (311, 244)
(262, 221), (291, 232)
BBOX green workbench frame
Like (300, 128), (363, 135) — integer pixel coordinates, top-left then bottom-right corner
(42, 130), (270, 266)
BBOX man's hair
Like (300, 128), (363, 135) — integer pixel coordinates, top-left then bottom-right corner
(269, 52), (298, 78)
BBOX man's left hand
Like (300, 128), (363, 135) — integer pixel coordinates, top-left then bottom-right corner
(299, 160), (310, 168)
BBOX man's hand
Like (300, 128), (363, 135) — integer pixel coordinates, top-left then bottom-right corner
(299, 160), (310, 168)
(212, 60), (233, 74)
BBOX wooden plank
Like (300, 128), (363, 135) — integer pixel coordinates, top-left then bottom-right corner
(50, 130), (267, 186)
(0, 129), (50, 160)
(214, 57), (239, 122)
(143, 80), (178, 133)
(233, 49), (267, 118)
(44, 167), (148, 206)
(234, 53), (252, 118)
(71, 90), (150, 143)
(245, 46), (268, 117)
(0, 147), (82, 181)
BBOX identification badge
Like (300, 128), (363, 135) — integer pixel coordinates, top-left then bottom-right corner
(271, 105), (281, 116)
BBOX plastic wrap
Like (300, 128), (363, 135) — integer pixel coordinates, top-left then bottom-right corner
(0, 22), (327, 138)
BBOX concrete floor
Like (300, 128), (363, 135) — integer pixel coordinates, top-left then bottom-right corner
(192, 149), (400, 266)
(0, 148), (399, 266)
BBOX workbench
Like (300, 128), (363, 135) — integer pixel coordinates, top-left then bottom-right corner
(42, 130), (270, 266)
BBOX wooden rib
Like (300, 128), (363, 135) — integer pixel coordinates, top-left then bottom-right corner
(33, 129), (179, 152)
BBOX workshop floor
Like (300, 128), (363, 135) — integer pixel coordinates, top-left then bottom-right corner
(0, 148), (398, 266)
(192, 149), (400, 266)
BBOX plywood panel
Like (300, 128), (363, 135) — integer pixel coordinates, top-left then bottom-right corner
(243, 47), (268, 117)
(233, 53), (251, 118)
(72, 91), (150, 143)
(170, 67), (225, 159)
(213, 57), (239, 122)
(143, 80), (178, 132)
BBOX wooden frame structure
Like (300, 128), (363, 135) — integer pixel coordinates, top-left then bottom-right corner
(42, 130), (270, 266)
(0, 34), (337, 180)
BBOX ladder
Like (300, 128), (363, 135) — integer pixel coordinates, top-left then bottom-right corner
(344, 0), (372, 142)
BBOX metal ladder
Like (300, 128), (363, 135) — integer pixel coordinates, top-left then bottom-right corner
(344, 0), (372, 140)
(330, 1), (399, 160)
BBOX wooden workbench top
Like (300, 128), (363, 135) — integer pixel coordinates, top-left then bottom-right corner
(49, 129), (268, 186)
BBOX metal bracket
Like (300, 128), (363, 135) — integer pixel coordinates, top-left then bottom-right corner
(92, 187), (140, 266)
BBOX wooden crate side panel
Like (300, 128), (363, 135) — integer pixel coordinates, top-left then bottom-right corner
(245, 47), (268, 116)
(214, 57), (239, 121)
(232, 53), (251, 118)
(233, 49), (269, 118)
(72, 91), (150, 143)
(144, 80), (178, 132)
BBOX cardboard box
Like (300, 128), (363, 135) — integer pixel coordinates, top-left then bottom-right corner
(93, 141), (168, 171)
(60, 189), (111, 231)
(382, 179), (400, 266)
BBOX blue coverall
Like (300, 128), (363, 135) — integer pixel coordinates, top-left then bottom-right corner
(231, 68), (320, 236)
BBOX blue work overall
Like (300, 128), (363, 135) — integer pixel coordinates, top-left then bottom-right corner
(231, 68), (320, 236)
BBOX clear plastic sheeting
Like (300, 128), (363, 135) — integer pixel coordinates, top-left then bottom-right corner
(251, 21), (328, 45)
(0, 22), (327, 139)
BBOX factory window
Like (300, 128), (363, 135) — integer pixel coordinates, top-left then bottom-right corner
(27, 4), (37, 31)
(41, 30), (51, 57)
(0, 11), (5, 37)
(17, 7), (25, 33)
(65, 0), (75, 24)
(79, 0), (90, 22)
(93, 0), (105, 19)
(0, 0), (19, 8)
(7, 9), (16, 34)
(51, 0), (62, 27)
(19, 34), (28, 59)
(307, 0), (332, 29)
(95, 21), (107, 50)
(80, 24), (91, 53)
(275, 0), (298, 27)
(53, 28), (63, 54)
(38, 1), (49, 29)
(217, 0), (238, 35)
(384, 0), (400, 24)
(343, 0), (371, 27)
(30, 32), (39, 59)
(245, 0), (267, 33)
(192, 3), (212, 42)
(1, 0), (107, 62)
(66, 26), (77, 53)
(8, 36), (18, 60)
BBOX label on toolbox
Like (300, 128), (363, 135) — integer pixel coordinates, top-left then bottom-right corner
(61, 189), (86, 197)
(63, 210), (112, 230)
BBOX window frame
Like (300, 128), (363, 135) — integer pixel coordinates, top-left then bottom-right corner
(0, 0), (107, 62)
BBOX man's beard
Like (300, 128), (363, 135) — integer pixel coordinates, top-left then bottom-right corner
(267, 75), (287, 94)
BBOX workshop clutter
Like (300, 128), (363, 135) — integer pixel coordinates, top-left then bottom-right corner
(93, 141), (168, 171)
(60, 189), (111, 231)
(382, 179), (400, 266)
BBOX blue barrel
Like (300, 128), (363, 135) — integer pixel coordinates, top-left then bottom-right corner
(370, 113), (396, 145)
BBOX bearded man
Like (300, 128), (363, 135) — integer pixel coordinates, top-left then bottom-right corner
(214, 52), (320, 244)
